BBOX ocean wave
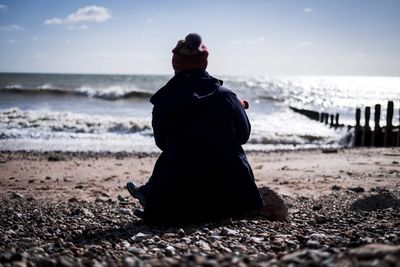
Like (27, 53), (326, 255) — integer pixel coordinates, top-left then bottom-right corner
(0, 85), (154, 100)
(0, 108), (152, 138)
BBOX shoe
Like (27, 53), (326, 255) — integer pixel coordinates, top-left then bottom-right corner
(126, 181), (147, 206)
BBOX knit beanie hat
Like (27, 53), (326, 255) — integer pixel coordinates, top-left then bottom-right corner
(172, 33), (209, 71)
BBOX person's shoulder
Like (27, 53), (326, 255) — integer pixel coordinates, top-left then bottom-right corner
(218, 85), (237, 98)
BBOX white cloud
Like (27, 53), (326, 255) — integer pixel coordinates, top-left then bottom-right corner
(67, 24), (89, 30)
(298, 41), (313, 47)
(44, 6), (111, 27)
(44, 18), (63, 25)
(0, 4), (7, 12)
(0, 25), (23, 31)
(304, 7), (313, 13)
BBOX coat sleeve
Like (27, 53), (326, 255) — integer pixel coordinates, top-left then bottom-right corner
(227, 93), (251, 145)
(152, 105), (168, 151)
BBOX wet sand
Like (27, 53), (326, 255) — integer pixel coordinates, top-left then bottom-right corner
(1, 148), (399, 202)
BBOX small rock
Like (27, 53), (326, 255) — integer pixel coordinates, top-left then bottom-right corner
(68, 197), (79, 202)
(350, 192), (399, 212)
(334, 243), (400, 265)
(349, 186), (365, 193)
(306, 240), (321, 249)
(100, 192), (110, 198)
(128, 247), (145, 255)
(118, 208), (132, 215)
(312, 203), (323, 211)
(48, 155), (63, 161)
(27, 196), (35, 202)
(28, 247), (45, 254)
(177, 228), (185, 237)
(331, 185), (341, 191)
(123, 257), (137, 267)
(10, 191), (24, 199)
(57, 256), (76, 267)
(315, 214), (328, 224)
(257, 187), (288, 221)
(95, 196), (111, 203)
(195, 240), (211, 251)
(221, 228), (239, 236)
(131, 232), (151, 242)
(117, 195), (129, 202)
(165, 246), (176, 257)
(45, 176), (52, 180)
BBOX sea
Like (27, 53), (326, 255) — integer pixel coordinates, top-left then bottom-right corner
(1, 73), (399, 153)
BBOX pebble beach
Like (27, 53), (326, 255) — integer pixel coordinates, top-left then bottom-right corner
(1, 148), (399, 267)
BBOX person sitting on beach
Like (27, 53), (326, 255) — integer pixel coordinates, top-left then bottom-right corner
(127, 33), (263, 224)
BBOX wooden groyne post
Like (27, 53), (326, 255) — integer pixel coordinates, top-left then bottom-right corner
(362, 106), (372, 146)
(372, 104), (383, 147)
(288, 101), (399, 147)
(355, 108), (362, 147)
(354, 100), (399, 147)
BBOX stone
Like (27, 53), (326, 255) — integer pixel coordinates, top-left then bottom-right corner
(68, 197), (79, 203)
(257, 187), (288, 221)
(9, 192), (24, 199)
(117, 195), (128, 202)
(165, 246), (176, 257)
(312, 203), (323, 211)
(305, 240), (321, 249)
(131, 233), (151, 242)
(195, 240), (211, 251)
(177, 228), (185, 237)
(95, 196), (111, 203)
(221, 228), (239, 236)
(348, 186), (365, 193)
(128, 247), (145, 255)
(348, 243), (400, 259)
(350, 192), (399, 212)
(331, 185), (341, 191)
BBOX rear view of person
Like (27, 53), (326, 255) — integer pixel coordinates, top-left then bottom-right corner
(127, 33), (263, 224)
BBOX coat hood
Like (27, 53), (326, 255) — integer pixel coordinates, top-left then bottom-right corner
(150, 70), (223, 112)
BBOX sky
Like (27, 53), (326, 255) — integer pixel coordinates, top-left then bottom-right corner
(0, 0), (399, 76)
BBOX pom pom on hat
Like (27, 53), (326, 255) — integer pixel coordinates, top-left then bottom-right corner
(172, 33), (208, 71)
(185, 33), (202, 51)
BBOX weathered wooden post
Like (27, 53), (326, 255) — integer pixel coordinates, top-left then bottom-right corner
(335, 113), (339, 129)
(312, 111), (319, 121)
(330, 114), (334, 127)
(384, 101), (394, 146)
(362, 106), (372, 146)
(372, 104), (383, 147)
(355, 108), (362, 146)
(398, 103), (400, 146)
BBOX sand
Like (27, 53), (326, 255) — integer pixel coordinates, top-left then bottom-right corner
(1, 148), (399, 202)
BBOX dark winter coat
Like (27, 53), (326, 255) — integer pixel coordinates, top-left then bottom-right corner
(143, 70), (263, 224)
